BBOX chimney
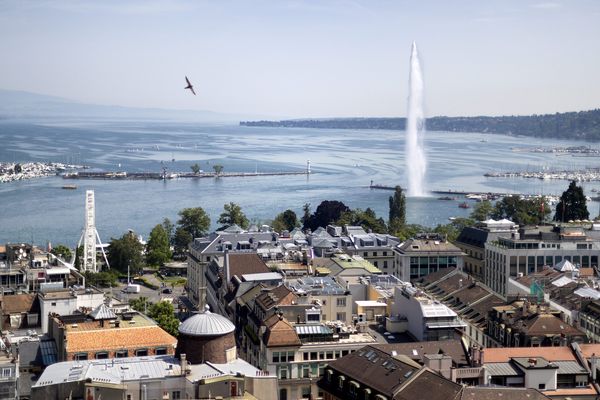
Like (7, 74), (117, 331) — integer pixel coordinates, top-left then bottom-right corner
(180, 353), (187, 376)
(592, 353), (598, 380)
(224, 249), (230, 283)
(528, 358), (537, 367)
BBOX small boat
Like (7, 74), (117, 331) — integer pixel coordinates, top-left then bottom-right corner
(458, 202), (470, 209)
(62, 185), (77, 190)
(438, 196), (456, 201)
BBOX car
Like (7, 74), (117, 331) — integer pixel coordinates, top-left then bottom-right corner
(162, 288), (173, 294)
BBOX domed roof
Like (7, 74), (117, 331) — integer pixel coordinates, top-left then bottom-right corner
(178, 306), (235, 336)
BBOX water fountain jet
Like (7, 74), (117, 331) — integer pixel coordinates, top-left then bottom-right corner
(405, 42), (427, 197)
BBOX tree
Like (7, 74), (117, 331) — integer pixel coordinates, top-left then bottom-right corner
(107, 231), (145, 275)
(272, 209), (299, 232)
(218, 202), (249, 229)
(84, 270), (119, 288)
(177, 207), (210, 239)
(471, 200), (493, 221)
(148, 301), (180, 337)
(74, 245), (83, 269)
(162, 218), (175, 245)
(146, 224), (172, 267)
(434, 217), (475, 242)
(173, 227), (193, 254)
(389, 186), (406, 233)
(301, 203), (311, 229)
(51, 244), (72, 261)
(554, 180), (590, 222)
(393, 224), (428, 241)
(190, 163), (201, 174)
(304, 200), (350, 231)
(129, 296), (151, 313)
(213, 164), (224, 175)
(492, 195), (550, 226)
(337, 208), (387, 233)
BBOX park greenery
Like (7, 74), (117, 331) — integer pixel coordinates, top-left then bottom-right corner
(554, 180), (589, 222)
(50, 244), (72, 261)
(271, 209), (299, 232)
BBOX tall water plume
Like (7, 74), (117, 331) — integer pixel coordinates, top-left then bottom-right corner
(405, 42), (427, 196)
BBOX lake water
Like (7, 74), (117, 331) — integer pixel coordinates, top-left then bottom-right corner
(1, 119), (599, 246)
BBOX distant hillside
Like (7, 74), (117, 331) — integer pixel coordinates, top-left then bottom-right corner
(0, 89), (243, 122)
(241, 109), (600, 140)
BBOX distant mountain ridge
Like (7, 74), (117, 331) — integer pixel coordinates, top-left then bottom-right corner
(0, 89), (245, 122)
(240, 109), (600, 140)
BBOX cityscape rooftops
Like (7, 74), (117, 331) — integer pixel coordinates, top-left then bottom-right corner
(288, 276), (347, 296)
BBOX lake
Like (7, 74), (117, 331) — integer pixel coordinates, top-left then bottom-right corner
(1, 119), (599, 246)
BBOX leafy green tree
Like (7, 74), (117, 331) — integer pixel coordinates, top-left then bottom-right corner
(337, 208), (387, 233)
(51, 244), (72, 261)
(84, 270), (119, 287)
(218, 202), (249, 229)
(213, 164), (224, 175)
(74, 245), (83, 269)
(272, 209), (299, 232)
(492, 196), (550, 226)
(129, 296), (151, 313)
(471, 200), (493, 221)
(388, 186), (406, 233)
(177, 207), (210, 238)
(146, 224), (172, 267)
(148, 301), (180, 337)
(433, 217), (475, 242)
(301, 203), (311, 229)
(107, 231), (145, 275)
(393, 224), (428, 241)
(162, 218), (175, 245)
(173, 227), (193, 254)
(190, 163), (201, 174)
(304, 200), (350, 231)
(554, 180), (590, 222)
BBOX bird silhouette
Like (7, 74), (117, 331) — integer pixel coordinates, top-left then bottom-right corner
(184, 76), (196, 95)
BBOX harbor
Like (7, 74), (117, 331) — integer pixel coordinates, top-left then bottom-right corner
(0, 162), (82, 183)
(484, 168), (600, 181)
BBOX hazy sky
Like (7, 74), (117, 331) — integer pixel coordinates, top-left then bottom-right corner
(1, 0), (599, 118)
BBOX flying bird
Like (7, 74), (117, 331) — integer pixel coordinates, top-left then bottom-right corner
(184, 76), (196, 95)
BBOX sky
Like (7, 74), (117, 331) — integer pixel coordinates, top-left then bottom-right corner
(0, 0), (599, 118)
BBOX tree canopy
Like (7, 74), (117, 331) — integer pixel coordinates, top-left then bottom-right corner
(272, 209), (299, 232)
(173, 227), (193, 254)
(554, 180), (589, 222)
(218, 202), (249, 229)
(148, 301), (180, 337)
(177, 207), (210, 239)
(190, 163), (201, 174)
(50, 244), (72, 261)
(146, 224), (172, 267)
(388, 186), (406, 232)
(304, 200), (350, 231)
(212, 164), (224, 175)
(471, 200), (493, 222)
(107, 231), (145, 275)
(491, 195), (550, 226)
(337, 208), (387, 233)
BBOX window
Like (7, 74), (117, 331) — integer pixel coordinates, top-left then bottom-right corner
(135, 349), (148, 357)
(155, 347), (167, 355)
(302, 386), (311, 398)
(337, 298), (346, 307)
(310, 352), (318, 360)
(172, 391), (181, 399)
(2, 368), (11, 378)
(383, 251), (387, 256)
(51, 302), (57, 306)
(302, 364), (310, 378)
(336, 312), (346, 321)
(95, 352), (109, 359)
(372, 252), (377, 256)
(383, 261), (388, 268)
(74, 353), (88, 361)
(373, 261), (378, 267)
(115, 350), (128, 358)
(538, 384), (545, 390)
(303, 352), (309, 361)
(279, 389), (288, 400)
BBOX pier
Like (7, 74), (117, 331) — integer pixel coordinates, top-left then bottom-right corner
(62, 170), (310, 180)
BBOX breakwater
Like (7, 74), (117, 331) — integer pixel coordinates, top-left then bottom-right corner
(63, 170), (310, 180)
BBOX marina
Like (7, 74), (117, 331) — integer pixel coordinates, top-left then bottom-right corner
(62, 170), (310, 180)
(484, 168), (600, 182)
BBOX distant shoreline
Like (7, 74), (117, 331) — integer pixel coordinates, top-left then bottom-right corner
(240, 108), (600, 141)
